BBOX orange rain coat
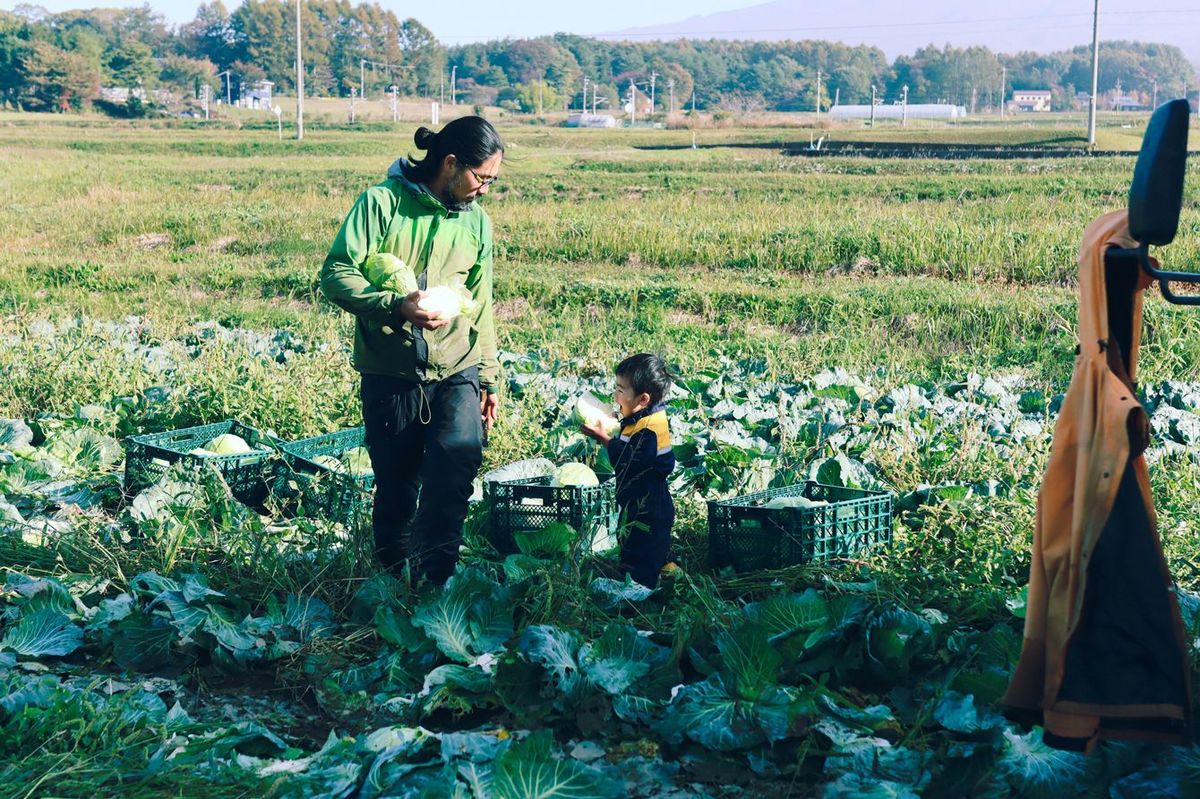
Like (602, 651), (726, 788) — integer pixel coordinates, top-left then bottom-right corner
(1003, 209), (1191, 749)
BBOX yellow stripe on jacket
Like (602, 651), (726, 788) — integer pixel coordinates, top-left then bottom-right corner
(620, 410), (672, 455)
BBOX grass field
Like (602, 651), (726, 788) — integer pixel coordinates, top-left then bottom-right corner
(1, 111), (1199, 796)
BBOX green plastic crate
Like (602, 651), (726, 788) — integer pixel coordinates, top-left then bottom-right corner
(707, 481), (892, 572)
(275, 427), (374, 527)
(485, 473), (617, 555)
(124, 419), (277, 505)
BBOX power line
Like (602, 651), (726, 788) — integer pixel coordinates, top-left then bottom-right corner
(360, 58), (412, 100)
(598, 9), (1200, 39)
(435, 9), (1200, 43)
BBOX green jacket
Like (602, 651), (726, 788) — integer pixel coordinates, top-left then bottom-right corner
(320, 160), (500, 392)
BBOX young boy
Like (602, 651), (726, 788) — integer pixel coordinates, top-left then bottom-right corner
(580, 353), (676, 588)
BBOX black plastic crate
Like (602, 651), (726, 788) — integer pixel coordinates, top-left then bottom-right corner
(275, 427), (374, 528)
(707, 481), (892, 572)
(485, 473), (618, 555)
(124, 419), (277, 505)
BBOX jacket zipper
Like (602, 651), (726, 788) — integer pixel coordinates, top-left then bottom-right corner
(419, 212), (443, 376)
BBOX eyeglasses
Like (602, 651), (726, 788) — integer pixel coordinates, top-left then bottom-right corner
(464, 164), (499, 187)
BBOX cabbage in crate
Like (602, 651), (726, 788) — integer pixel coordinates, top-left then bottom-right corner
(552, 461), (600, 487)
(186, 431), (263, 467)
(312, 454), (344, 472)
(311, 447), (373, 476)
(205, 433), (252, 455)
(340, 446), (373, 476)
(763, 495), (827, 509)
(188, 432), (253, 459)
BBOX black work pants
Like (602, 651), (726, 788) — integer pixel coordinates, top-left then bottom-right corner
(360, 367), (482, 585)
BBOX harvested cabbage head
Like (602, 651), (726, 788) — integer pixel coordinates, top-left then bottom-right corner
(205, 433), (252, 455)
(340, 447), (373, 476)
(763, 495), (827, 510)
(552, 462), (600, 487)
(312, 454), (344, 472)
(418, 285), (477, 320)
(363, 252), (418, 295)
(572, 393), (621, 438)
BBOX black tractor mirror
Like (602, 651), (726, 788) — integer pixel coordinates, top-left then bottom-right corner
(1118, 98), (1198, 305)
(1128, 98), (1189, 246)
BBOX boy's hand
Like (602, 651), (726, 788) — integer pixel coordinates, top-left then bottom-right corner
(580, 419), (612, 444)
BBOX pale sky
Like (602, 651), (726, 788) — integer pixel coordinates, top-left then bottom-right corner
(1, 0), (755, 41)
(8, 0), (1198, 64)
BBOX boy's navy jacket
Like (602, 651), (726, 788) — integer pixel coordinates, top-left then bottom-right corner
(607, 402), (675, 522)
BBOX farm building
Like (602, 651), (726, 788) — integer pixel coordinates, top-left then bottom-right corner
(566, 113), (618, 128)
(238, 80), (275, 110)
(829, 103), (968, 120)
(1011, 90), (1052, 112)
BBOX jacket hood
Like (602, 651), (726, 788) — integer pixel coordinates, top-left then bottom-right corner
(386, 157), (473, 213)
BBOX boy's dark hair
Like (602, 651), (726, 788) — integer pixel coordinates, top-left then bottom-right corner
(616, 353), (673, 405)
(404, 116), (505, 183)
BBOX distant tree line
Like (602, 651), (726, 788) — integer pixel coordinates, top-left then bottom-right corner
(0, 1), (1194, 114)
(0, 1), (441, 112)
(459, 36), (1196, 114)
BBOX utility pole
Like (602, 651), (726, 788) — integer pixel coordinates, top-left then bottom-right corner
(390, 84), (398, 122)
(870, 84), (876, 127)
(668, 78), (675, 113)
(450, 65), (457, 106)
(691, 88), (696, 115)
(440, 66), (444, 105)
(901, 84), (908, 126)
(649, 70), (658, 114)
(349, 86), (356, 123)
(630, 79), (636, 124)
(970, 85), (977, 115)
(1152, 79), (1157, 109)
(361, 58), (366, 101)
(815, 69), (822, 120)
(1087, 0), (1100, 145)
(295, 0), (304, 140)
(581, 76), (589, 112)
(217, 70), (231, 105)
(201, 83), (209, 119)
(1000, 65), (1006, 117)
